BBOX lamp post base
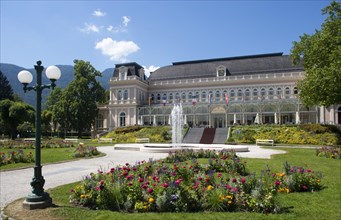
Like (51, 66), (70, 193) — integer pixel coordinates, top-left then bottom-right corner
(22, 193), (52, 210)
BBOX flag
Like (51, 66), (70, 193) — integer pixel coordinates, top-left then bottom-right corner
(225, 93), (229, 106)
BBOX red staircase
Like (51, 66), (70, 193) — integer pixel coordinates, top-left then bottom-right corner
(200, 128), (216, 144)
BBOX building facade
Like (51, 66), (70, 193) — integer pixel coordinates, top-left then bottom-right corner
(96, 53), (340, 133)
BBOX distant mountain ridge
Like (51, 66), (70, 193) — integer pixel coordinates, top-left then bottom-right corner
(0, 63), (114, 107)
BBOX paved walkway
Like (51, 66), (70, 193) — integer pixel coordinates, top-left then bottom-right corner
(0, 145), (286, 209)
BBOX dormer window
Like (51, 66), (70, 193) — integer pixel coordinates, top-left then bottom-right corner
(119, 66), (127, 80)
(138, 68), (145, 80)
(216, 65), (226, 77)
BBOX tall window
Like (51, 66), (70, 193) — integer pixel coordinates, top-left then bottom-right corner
(253, 89), (258, 100)
(201, 91), (207, 102)
(230, 90), (235, 101)
(285, 87), (291, 99)
(188, 92), (193, 100)
(215, 91), (220, 102)
(117, 90), (122, 100)
(169, 93), (173, 102)
(277, 88), (282, 99)
(268, 88), (274, 99)
(95, 114), (104, 129)
(120, 112), (126, 127)
(237, 89), (243, 100)
(261, 88), (266, 98)
(124, 90), (128, 100)
(245, 89), (250, 101)
(182, 93), (186, 102)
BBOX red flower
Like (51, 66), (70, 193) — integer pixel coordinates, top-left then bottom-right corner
(148, 188), (154, 194)
(240, 177), (246, 184)
(217, 173), (222, 178)
(275, 180), (281, 186)
(232, 178), (237, 183)
(162, 182), (169, 188)
(139, 177), (144, 182)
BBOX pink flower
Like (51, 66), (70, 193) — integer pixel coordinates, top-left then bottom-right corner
(162, 182), (169, 188)
(100, 180), (105, 185)
(217, 173), (222, 178)
(139, 177), (144, 182)
(240, 177), (246, 184)
(175, 178), (182, 185)
(148, 188), (154, 194)
(232, 178), (237, 183)
(141, 184), (148, 189)
(275, 180), (281, 186)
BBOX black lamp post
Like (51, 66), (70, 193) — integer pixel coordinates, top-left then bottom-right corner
(17, 60), (61, 209)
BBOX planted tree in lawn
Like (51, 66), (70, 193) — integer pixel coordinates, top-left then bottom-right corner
(0, 99), (35, 139)
(62, 60), (106, 138)
(0, 70), (14, 101)
(290, 1), (341, 106)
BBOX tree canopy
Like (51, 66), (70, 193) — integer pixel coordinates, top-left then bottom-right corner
(48, 60), (106, 137)
(0, 70), (14, 101)
(290, 0), (341, 107)
(0, 99), (35, 139)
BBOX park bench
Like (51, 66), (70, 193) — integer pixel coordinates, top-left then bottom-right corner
(64, 138), (79, 143)
(256, 139), (274, 146)
(98, 138), (113, 143)
(135, 138), (150, 143)
(24, 138), (36, 142)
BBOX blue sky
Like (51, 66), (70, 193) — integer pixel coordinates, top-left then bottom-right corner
(0, 0), (330, 75)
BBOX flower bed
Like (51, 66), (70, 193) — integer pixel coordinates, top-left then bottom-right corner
(316, 146), (341, 159)
(70, 150), (323, 213)
(0, 150), (34, 165)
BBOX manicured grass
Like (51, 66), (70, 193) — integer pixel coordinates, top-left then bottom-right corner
(42, 147), (341, 220)
(0, 147), (104, 171)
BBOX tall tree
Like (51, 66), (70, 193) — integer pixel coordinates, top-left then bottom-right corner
(63, 60), (106, 137)
(0, 70), (14, 101)
(290, 0), (341, 106)
(0, 99), (35, 139)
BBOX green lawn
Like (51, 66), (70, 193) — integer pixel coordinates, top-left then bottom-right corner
(0, 147), (105, 171)
(42, 147), (341, 220)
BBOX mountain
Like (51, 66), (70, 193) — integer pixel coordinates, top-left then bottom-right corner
(0, 63), (113, 107)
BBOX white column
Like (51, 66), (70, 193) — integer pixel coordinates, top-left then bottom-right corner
(330, 105), (335, 125)
(320, 106), (325, 124)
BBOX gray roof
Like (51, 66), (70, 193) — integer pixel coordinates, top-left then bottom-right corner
(148, 53), (304, 81)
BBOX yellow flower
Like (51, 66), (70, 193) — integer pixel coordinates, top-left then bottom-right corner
(227, 201), (232, 204)
(80, 194), (86, 198)
(226, 195), (232, 199)
(285, 188), (290, 193)
(207, 185), (214, 191)
(149, 197), (154, 203)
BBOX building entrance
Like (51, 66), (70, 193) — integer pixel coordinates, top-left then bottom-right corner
(213, 114), (225, 128)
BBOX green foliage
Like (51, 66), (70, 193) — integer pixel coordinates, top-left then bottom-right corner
(69, 150), (324, 214)
(0, 150), (34, 165)
(290, 1), (341, 106)
(316, 146), (341, 159)
(105, 126), (172, 143)
(73, 143), (100, 158)
(230, 125), (340, 145)
(0, 70), (14, 101)
(0, 99), (35, 138)
(46, 60), (106, 137)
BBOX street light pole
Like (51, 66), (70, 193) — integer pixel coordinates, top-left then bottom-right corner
(18, 60), (61, 209)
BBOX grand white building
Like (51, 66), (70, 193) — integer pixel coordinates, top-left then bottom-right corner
(96, 53), (340, 134)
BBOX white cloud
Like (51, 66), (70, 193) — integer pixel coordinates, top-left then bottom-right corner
(93, 9), (106, 17)
(79, 22), (100, 33)
(122, 16), (130, 27)
(107, 25), (113, 32)
(95, 38), (140, 62)
(143, 65), (160, 77)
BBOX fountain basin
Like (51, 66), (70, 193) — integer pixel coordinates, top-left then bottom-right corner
(114, 143), (248, 153)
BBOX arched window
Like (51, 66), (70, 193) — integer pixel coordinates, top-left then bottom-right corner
(96, 114), (104, 129)
(260, 88), (266, 100)
(175, 93), (180, 101)
(195, 91), (200, 99)
(151, 94), (155, 103)
(117, 90), (122, 100)
(253, 89), (258, 100)
(169, 93), (173, 101)
(182, 93), (186, 102)
(157, 94), (161, 102)
(188, 92), (193, 100)
(124, 90), (128, 100)
(215, 91), (220, 102)
(277, 88), (282, 99)
(285, 87), (291, 99)
(293, 87), (299, 95)
(120, 112), (126, 127)
(245, 89), (250, 101)
(237, 89), (243, 100)
(230, 90), (235, 101)
(268, 88), (274, 99)
(201, 91), (207, 102)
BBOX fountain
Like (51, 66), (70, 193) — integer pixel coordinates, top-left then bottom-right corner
(171, 103), (184, 147)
